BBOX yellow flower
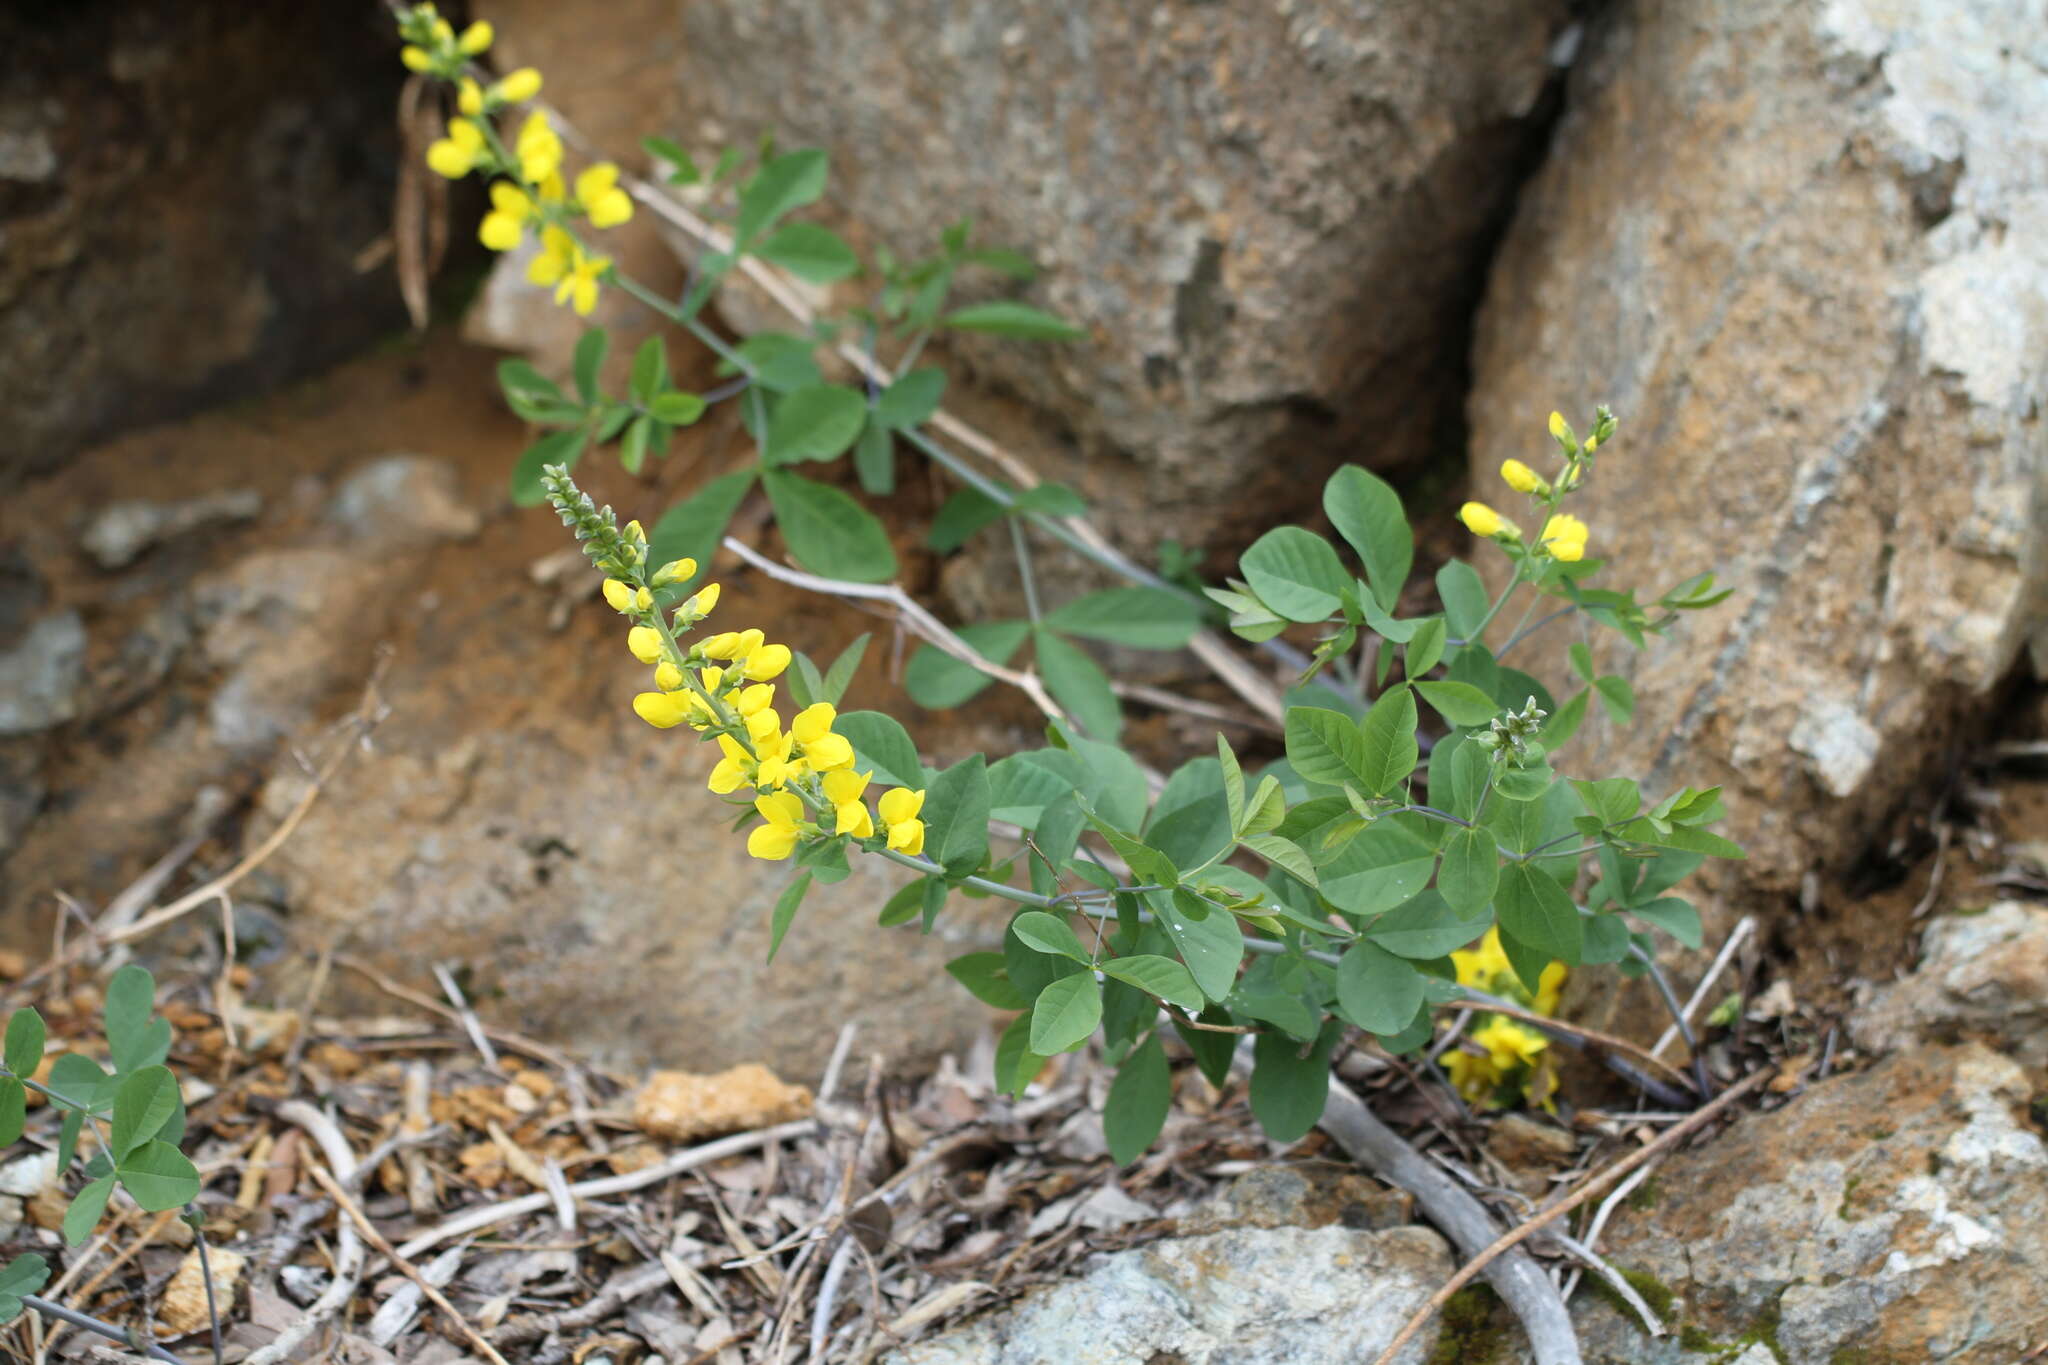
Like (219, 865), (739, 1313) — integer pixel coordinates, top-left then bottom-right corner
(457, 78), (484, 117)
(575, 163), (635, 229)
(551, 240), (610, 317)
(1452, 929), (1514, 992)
(426, 118), (485, 179)
(1583, 434), (1600, 453)
(744, 643), (792, 682)
(706, 628), (763, 661)
(1548, 411), (1570, 443)
(650, 557), (697, 588)
(1535, 961), (1567, 1017)
(514, 110), (562, 183)
(1475, 1018), (1548, 1071)
(1500, 459), (1546, 495)
(632, 691), (690, 729)
(456, 20), (493, 54)
(400, 44), (433, 72)
(790, 703), (853, 771)
(1443, 1047), (1503, 1102)
(880, 787), (926, 856)
(495, 67), (543, 105)
(736, 683), (775, 716)
(1459, 501), (1517, 539)
(627, 626), (664, 665)
(1539, 513), (1588, 562)
(823, 769), (875, 838)
(624, 520), (646, 545)
(680, 582), (721, 622)
(479, 181), (535, 251)
(653, 661), (684, 692)
(747, 792), (805, 861)
(707, 733), (752, 794)
(745, 708), (783, 745)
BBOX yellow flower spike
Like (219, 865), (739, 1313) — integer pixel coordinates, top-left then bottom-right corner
(457, 78), (484, 117)
(791, 703), (837, 746)
(1499, 459), (1546, 495)
(650, 557), (698, 588)
(746, 791), (806, 860)
(736, 683), (775, 716)
(1459, 501), (1517, 539)
(627, 626), (665, 665)
(425, 119), (485, 180)
(400, 45), (433, 72)
(707, 734), (752, 794)
(632, 691), (690, 729)
(479, 181), (533, 251)
(744, 643), (793, 682)
(654, 661), (684, 692)
(456, 20), (493, 53)
(496, 67), (543, 104)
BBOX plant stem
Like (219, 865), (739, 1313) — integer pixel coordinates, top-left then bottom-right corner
(1466, 576), (1524, 648)
(1496, 606), (1577, 662)
(192, 1218), (225, 1365)
(1008, 516), (1043, 624)
(20, 1295), (186, 1364)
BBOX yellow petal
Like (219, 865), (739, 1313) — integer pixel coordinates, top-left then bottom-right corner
(1458, 501), (1505, 538)
(835, 801), (875, 838)
(878, 787), (925, 826)
(456, 20), (493, 53)
(496, 67), (543, 103)
(627, 626), (664, 665)
(399, 45), (433, 71)
(632, 691), (689, 729)
(457, 78), (484, 116)
(755, 791), (805, 828)
(745, 708), (782, 744)
(602, 578), (636, 614)
(737, 683), (776, 716)
(803, 733), (854, 771)
(885, 819), (925, 856)
(1500, 459), (1543, 494)
(654, 661), (684, 692)
(746, 823), (800, 860)
(589, 189), (634, 229)
(479, 212), (523, 251)
(791, 703), (837, 745)
(821, 769), (871, 806)
(744, 643), (792, 681)
(425, 138), (475, 179)
(707, 756), (747, 794)
(574, 162), (620, 205)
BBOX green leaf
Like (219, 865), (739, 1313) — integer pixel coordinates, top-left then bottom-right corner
(941, 300), (1084, 341)
(63, 1176), (114, 1246)
(1100, 955), (1204, 1014)
(647, 471), (756, 591)
(764, 384), (869, 464)
(903, 622), (1029, 709)
(1241, 775), (1286, 837)
(1034, 630), (1120, 739)
(1437, 560), (1490, 640)
(1356, 684), (1420, 797)
(874, 367), (947, 430)
(854, 418), (894, 495)
(110, 1067), (181, 1160)
(1569, 642), (1596, 683)
(761, 469), (896, 581)
(736, 148), (828, 245)
(1336, 941), (1427, 1036)
(1011, 911), (1090, 962)
(1144, 758), (1234, 871)
(1240, 527), (1350, 623)
(511, 429), (588, 506)
(1405, 617), (1447, 679)
(1013, 483), (1089, 517)
(1324, 466), (1412, 613)
(630, 335), (667, 406)
(767, 872), (813, 963)
(819, 633), (869, 705)
(1572, 778), (1641, 827)
(1042, 588), (1201, 650)
(104, 965), (158, 1074)
(49, 1052), (110, 1112)
(0, 1253), (50, 1324)
(1364, 891), (1492, 959)
(57, 1108), (83, 1176)
(1240, 833), (1318, 890)
(0, 1080), (23, 1147)
(1619, 821), (1746, 860)
(1541, 689), (1590, 748)
(1594, 674), (1636, 725)
(1217, 735), (1247, 834)
(1158, 893), (1245, 1002)
(732, 331), (824, 393)
(1249, 1022), (1339, 1143)
(926, 486), (1009, 553)
(114, 1140), (201, 1212)
(833, 711), (924, 789)
(618, 414), (651, 474)
(1495, 862), (1583, 965)
(946, 952), (1029, 1009)
(642, 134), (699, 182)
(1030, 974), (1103, 1054)
(756, 222), (860, 283)
(1437, 827), (1500, 913)
(1318, 821), (1437, 917)
(1414, 681), (1498, 729)
(994, 1012), (1048, 1097)
(1630, 896), (1703, 949)
(925, 755), (991, 875)
(4, 1009), (44, 1079)
(649, 391), (707, 425)
(498, 358), (580, 423)
(1285, 707), (1368, 790)
(877, 880), (924, 928)
(571, 328), (608, 404)
(1104, 1034), (1171, 1165)
(988, 754), (1077, 828)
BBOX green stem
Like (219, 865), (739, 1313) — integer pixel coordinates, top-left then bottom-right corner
(1466, 575), (1524, 648)
(1008, 517), (1043, 624)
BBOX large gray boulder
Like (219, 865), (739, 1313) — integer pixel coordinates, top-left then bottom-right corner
(1466, 0), (2048, 899)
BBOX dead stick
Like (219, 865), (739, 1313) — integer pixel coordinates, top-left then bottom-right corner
(308, 1163), (513, 1365)
(1369, 1067), (1775, 1365)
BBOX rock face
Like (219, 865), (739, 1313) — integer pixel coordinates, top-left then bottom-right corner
(1467, 1), (2048, 895)
(1851, 900), (2048, 1068)
(888, 1221), (1451, 1365)
(479, 0), (1572, 550)
(1554, 1043), (2048, 1365)
(0, 1), (409, 483)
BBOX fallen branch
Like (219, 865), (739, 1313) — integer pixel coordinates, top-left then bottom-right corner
(245, 1101), (367, 1365)
(1369, 1066), (1775, 1365)
(1318, 1078), (1582, 1365)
